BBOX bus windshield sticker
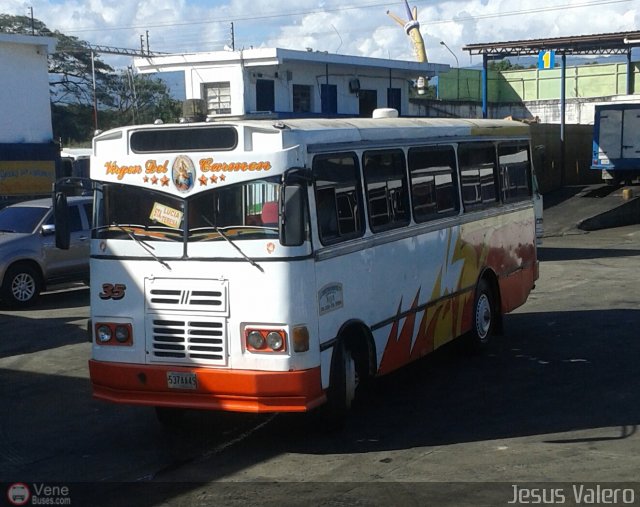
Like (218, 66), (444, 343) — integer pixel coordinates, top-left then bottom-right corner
(149, 202), (183, 229)
(319, 283), (344, 315)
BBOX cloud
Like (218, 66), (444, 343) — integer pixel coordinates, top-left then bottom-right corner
(0, 0), (637, 67)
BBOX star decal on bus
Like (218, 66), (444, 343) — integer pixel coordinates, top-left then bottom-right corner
(160, 175), (170, 186)
(150, 175), (158, 185)
(198, 175), (208, 186)
(210, 174), (218, 183)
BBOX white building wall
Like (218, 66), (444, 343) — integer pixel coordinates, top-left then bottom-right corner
(161, 56), (414, 117)
(185, 65), (246, 116)
(0, 35), (55, 143)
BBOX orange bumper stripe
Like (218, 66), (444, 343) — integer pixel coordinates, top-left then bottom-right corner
(89, 360), (326, 413)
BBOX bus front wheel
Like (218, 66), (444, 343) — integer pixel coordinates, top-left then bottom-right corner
(321, 340), (358, 427)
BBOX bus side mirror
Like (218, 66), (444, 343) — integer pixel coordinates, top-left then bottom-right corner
(280, 185), (305, 247)
(54, 192), (71, 250)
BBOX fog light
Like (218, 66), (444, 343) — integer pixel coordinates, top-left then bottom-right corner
(266, 331), (284, 351)
(247, 330), (265, 349)
(115, 325), (130, 343)
(97, 325), (112, 343)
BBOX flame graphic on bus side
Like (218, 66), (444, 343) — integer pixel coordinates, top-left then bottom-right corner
(377, 216), (537, 376)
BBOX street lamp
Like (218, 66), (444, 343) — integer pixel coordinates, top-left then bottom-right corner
(440, 41), (460, 100)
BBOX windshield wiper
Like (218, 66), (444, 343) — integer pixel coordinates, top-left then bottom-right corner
(114, 224), (172, 271)
(196, 215), (264, 273)
(214, 225), (264, 273)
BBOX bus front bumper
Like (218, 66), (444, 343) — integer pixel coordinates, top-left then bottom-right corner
(89, 360), (326, 413)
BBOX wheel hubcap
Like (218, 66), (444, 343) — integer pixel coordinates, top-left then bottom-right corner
(344, 351), (357, 409)
(476, 294), (491, 339)
(11, 273), (36, 302)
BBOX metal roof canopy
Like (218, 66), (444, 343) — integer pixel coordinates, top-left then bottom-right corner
(463, 30), (640, 57)
(462, 31), (640, 186)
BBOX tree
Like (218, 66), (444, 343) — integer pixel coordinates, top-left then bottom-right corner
(104, 69), (181, 127)
(488, 59), (525, 71)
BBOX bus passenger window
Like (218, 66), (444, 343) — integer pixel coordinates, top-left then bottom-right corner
(498, 142), (532, 203)
(313, 153), (364, 245)
(363, 150), (410, 232)
(458, 143), (499, 210)
(408, 145), (459, 222)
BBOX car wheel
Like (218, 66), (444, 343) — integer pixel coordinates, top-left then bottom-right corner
(1, 263), (42, 308)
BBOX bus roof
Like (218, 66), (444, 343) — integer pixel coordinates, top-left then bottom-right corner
(94, 116), (530, 152)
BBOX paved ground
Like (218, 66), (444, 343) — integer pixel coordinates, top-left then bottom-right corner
(1, 198), (640, 506)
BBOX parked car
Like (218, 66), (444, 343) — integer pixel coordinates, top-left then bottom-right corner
(0, 196), (92, 307)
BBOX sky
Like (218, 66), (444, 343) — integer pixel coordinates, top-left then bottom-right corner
(0, 0), (638, 68)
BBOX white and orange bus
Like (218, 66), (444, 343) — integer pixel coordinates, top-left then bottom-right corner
(55, 110), (540, 423)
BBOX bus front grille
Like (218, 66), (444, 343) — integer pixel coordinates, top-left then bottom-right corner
(145, 278), (228, 314)
(147, 316), (227, 366)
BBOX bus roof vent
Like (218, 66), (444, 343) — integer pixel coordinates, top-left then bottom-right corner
(372, 108), (399, 119)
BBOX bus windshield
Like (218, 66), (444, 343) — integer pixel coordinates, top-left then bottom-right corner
(95, 178), (281, 242)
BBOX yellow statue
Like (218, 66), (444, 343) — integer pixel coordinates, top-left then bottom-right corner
(387, 0), (427, 63)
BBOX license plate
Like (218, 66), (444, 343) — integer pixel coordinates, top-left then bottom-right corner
(167, 371), (197, 390)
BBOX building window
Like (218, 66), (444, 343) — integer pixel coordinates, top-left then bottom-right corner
(313, 153), (364, 245)
(363, 149), (410, 232)
(408, 145), (459, 222)
(256, 79), (275, 112)
(458, 142), (499, 209)
(321, 84), (337, 114)
(203, 82), (231, 115)
(293, 85), (313, 113)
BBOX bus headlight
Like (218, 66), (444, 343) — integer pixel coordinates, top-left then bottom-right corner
(97, 325), (112, 343)
(115, 325), (130, 343)
(266, 331), (284, 351)
(247, 330), (266, 350)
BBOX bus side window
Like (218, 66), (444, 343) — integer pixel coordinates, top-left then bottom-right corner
(498, 142), (532, 203)
(363, 149), (410, 232)
(313, 153), (364, 245)
(458, 142), (499, 210)
(408, 145), (459, 222)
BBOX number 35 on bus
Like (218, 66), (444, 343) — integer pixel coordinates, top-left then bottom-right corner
(54, 110), (542, 424)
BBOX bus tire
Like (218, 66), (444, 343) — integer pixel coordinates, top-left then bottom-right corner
(321, 340), (358, 428)
(466, 278), (496, 353)
(1, 263), (42, 308)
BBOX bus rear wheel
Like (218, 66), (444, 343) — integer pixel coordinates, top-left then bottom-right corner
(465, 278), (496, 353)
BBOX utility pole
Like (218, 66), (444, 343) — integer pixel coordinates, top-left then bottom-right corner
(28, 6), (34, 35)
(146, 30), (150, 55)
(230, 22), (235, 51)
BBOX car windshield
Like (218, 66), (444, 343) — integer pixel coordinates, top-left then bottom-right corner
(95, 179), (281, 242)
(0, 206), (48, 233)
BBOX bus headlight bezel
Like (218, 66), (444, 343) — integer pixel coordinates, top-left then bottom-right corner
(244, 328), (288, 353)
